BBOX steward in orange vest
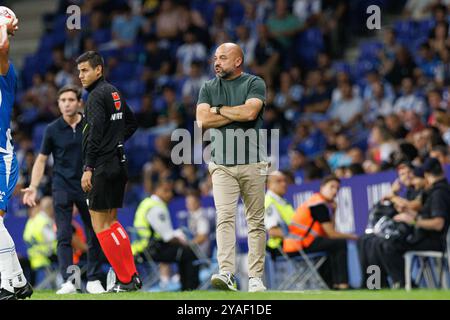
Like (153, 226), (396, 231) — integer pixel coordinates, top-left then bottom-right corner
(283, 175), (358, 289)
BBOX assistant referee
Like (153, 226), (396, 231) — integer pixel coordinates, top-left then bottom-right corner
(76, 51), (140, 292)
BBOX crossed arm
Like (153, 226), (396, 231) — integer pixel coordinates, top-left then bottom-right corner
(196, 98), (263, 129)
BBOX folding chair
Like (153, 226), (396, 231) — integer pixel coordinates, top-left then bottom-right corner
(127, 226), (160, 290)
(404, 227), (450, 290)
(276, 234), (328, 291)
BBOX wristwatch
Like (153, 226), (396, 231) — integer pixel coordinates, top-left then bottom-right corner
(214, 104), (223, 115)
(83, 165), (94, 172)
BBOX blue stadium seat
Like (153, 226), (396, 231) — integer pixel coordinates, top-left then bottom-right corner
(92, 28), (112, 45)
(359, 41), (383, 60)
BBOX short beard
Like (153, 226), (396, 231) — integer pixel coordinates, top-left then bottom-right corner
(217, 70), (233, 79)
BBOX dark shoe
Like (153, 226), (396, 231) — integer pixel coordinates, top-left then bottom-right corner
(108, 273), (142, 293)
(0, 288), (17, 300)
(14, 282), (33, 299)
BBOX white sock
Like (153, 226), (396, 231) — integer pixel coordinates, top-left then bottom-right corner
(0, 216), (26, 290)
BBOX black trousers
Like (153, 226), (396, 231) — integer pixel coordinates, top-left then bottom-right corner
(375, 236), (443, 286)
(53, 190), (104, 281)
(357, 234), (390, 288)
(146, 241), (199, 291)
(288, 237), (349, 286)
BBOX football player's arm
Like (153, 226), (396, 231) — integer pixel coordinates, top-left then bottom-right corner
(0, 24), (10, 75)
(0, 18), (18, 75)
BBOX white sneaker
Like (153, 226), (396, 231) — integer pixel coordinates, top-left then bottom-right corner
(211, 272), (237, 291)
(56, 281), (78, 295)
(248, 277), (266, 292)
(106, 268), (116, 291)
(86, 280), (106, 294)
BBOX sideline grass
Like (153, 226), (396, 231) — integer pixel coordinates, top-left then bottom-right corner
(29, 289), (450, 300)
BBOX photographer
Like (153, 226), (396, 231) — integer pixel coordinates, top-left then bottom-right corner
(357, 162), (425, 288)
(376, 158), (450, 288)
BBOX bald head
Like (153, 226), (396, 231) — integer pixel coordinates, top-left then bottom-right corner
(267, 171), (288, 197)
(214, 42), (244, 80)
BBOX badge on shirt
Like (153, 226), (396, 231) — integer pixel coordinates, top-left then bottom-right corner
(112, 92), (121, 110)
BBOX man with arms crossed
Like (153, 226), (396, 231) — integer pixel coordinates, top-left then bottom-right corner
(196, 42), (268, 292)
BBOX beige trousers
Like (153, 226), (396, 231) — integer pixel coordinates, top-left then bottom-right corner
(209, 161), (267, 278)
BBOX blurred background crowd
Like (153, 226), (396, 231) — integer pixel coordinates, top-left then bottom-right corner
(10, 0), (450, 207)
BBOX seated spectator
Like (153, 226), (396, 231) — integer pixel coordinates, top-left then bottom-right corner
(176, 30), (207, 76)
(385, 114), (409, 139)
(264, 171), (295, 259)
(283, 175), (358, 289)
(436, 46), (450, 87)
(416, 43), (441, 81)
(273, 71), (303, 120)
(378, 28), (397, 63)
(426, 89), (446, 126)
(302, 69), (331, 115)
(368, 124), (399, 167)
(376, 158), (450, 288)
(98, 6), (143, 49)
(135, 95), (159, 128)
(435, 110), (450, 146)
(428, 22), (450, 54)
(131, 181), (199, 291)
(23, 197), (57, 288)
(364, 81), (395, 124)
(287, 149), (308, 185)
(404, 110), (426, 140)
(140, 36), (172, 74)
(156, 0), (182, 40)
(383, 46), (417, 88)
(327, 80), (363, 129)
(331, 71), (359, 104)
(185, 190), (211, 257)
(393, 77), (426, 117)
(236, 25), (257, 68)
(181, 61), (209, 104)
(266, 0), (305, 50)
(430, 145), (450, 168)
(249, 24), (281, 88)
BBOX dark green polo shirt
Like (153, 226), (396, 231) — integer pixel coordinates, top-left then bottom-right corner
(197, 72), (267, 165)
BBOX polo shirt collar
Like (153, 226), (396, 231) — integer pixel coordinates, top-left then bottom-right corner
(58, 113), (83, 129)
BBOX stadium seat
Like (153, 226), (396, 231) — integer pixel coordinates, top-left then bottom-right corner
(404, 227), (450, 290)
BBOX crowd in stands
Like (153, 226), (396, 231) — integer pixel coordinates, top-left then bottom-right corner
(10, 0), (449, 208)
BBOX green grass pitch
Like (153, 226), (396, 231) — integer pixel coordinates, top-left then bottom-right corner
(29, 289), (450, 300)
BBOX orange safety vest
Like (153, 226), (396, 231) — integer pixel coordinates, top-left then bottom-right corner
(283, 193), (330, 252)
(72, 220), (86, 265)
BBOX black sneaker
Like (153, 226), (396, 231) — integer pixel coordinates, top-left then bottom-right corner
(108, 274), (142, 293)
(14, 282), (33, 299)
(0, 288), (17, 300)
